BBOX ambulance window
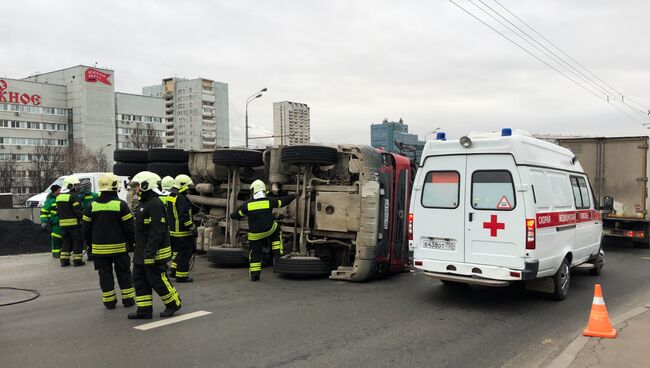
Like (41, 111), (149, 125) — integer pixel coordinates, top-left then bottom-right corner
(530, 170), (551, 211)
(571, 176), (591, 209)
(548, 172), (573, 209)
(471, 170), (515, 211)
(421, 171), (460, 209)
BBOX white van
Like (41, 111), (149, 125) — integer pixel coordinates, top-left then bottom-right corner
(25, 172), (129, 207)
(410, 129), (604, 300)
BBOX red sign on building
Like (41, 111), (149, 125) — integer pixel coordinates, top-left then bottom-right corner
(0, 79), (42, 106)
(84, 68), (112, 86)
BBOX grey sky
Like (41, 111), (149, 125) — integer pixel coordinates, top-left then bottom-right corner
(2, 0), (649, 146)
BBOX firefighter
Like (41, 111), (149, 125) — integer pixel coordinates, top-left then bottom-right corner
(56, 176), (85, 267)
(230, 180), (295, 281)
(161, 176), (174, 195)
(79, 180), (99, 261)
(128, 171), (181, 319)
(40, 184), (62, 258)
(166, 174), (196, 282)
(82, 173), (136, 309)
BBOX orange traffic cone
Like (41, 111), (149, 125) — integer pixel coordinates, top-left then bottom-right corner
(582, 284), (617, 338)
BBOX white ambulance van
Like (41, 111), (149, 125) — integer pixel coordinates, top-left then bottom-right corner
(410, 129), (605, 300)
(25, 173), (129, 207)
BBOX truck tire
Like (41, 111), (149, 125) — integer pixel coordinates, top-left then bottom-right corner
(273, 256), (332, 276)
(280, 145), (338, 165)
(206, 247), (249, 267)
(212, 149), (263, 167)
(147, 162), (190, 178)
(552, 258), (571, 301)
(113, 162), (147, 177)
(148, 148), (189, 163)
(113, 149), (148, 163)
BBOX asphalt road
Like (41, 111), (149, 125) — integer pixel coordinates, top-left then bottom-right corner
(1, 241), (649, 368)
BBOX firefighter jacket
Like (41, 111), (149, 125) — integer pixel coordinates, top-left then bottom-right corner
(40, 193), (59, 226)
(230, 194), (295, 240)
(55, 191), (83, 228)
(166, 187), (195, 238)
(81, 191), (135, 257)
(133, 190), (172, 266)
(80, 191), (99, 211)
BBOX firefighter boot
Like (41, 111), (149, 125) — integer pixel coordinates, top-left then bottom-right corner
(73, 260), (86, 267)
(160, 303), (182, 318)
(104, 300), (117, 310)
(251, 274), (260, 282)
(128, 310), (153, 319)
(61, 260), (71, 267)
(175, 276), (193, 283)
(123, 298), (135, 308)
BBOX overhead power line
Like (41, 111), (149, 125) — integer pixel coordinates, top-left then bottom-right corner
(447, 0), (647, 125)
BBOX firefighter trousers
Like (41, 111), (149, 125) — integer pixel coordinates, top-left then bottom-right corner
(93, 254), (135, 307)
(249, 226), (283, 278)
(170, 236), (194, 279)
(132, 263), (181, 315)
(60, 226), (84, 265)
(51, 225), (62, 258)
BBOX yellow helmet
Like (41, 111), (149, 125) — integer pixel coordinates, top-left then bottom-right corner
(174, 174), (194, 189)
(98, 173), (120, 192)
(250, 180), (266, 195)
(131, 171), (161, 192)
(161, 176), (175, 191)
(63, 175), (80, 191)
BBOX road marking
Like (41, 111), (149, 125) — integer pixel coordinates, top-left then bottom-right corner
(640, 257), (650, 260)
(134, 310), (212, 331)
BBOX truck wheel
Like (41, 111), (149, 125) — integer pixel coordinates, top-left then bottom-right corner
(113, 149), (148, 163)
(552, 258), (570, 301)
(147, 148), (189, 163)
(273, 256), (332, 276)
(113, 162), (147, 177)
(147, 162), (190, 178)
(206, 247), (249, 267)
(280, 145), (338, 165)
(212, 149), (263, 167)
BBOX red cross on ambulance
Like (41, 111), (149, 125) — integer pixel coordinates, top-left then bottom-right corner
(483, 214), (505, 237)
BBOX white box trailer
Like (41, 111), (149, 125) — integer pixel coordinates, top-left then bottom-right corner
(556, 136), (650, 248)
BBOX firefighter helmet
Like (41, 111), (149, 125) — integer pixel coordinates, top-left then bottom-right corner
(173, 174), (194, 189)
(250, 180), (266, 195)
(131, 171), (161, 192)
(98, 173), (120, 192)
(161, 176), (175, 191)
(63, 175), (80, 191)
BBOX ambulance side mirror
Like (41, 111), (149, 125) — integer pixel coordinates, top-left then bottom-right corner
(600, 196), (614, 213)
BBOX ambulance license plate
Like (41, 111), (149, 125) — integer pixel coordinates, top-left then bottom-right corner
(423, 239), (456, 251)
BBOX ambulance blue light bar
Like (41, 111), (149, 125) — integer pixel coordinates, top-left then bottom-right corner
(436, 132), (447, 141)
(501, 128), (512, 136)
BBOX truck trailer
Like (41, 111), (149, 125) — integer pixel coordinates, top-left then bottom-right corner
(556, 136), (650, 248)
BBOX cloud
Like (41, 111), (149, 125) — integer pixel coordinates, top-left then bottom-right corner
(2, 0), (649, 146)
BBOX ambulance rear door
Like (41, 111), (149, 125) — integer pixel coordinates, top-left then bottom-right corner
(465, 154), (526, 269)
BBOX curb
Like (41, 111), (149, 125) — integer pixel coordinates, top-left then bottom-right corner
(545, 303), (650, 368)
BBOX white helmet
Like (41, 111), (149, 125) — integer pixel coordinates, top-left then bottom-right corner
(131, 171), (161, 192)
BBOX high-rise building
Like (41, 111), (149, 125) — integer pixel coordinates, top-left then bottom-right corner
(143, 77), (229, 150)
(115, 93), (165, 149)
(370, 118), (424, 161)
(273, 101), (310, 146)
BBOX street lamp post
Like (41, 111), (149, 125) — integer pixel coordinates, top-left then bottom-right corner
(245, 87), (267, 148)
(97, 143), (112, 172)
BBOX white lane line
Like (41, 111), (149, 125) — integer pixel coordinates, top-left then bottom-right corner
(134, 310), (212, 331)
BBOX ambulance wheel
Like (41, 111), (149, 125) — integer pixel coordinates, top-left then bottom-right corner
(206, 247), (249, 267)
(552, 258), (570, 301)
(280, 145), (338, 166)
(273, 256), (332, 276)
(212, 149), (263, 167)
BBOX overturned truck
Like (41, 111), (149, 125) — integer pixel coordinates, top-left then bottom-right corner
(188, 144), (412, 281)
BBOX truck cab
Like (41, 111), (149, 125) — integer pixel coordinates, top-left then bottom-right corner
(410, 129), (603, 300)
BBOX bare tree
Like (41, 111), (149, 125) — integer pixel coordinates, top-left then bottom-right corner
(128, 122), (162, 149)
(64, 142), (99, 173)
(32, 144), (67, 192)
(0, 159), (18, 193)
